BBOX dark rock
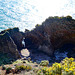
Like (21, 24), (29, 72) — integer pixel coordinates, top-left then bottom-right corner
(1, 27), (24, 50)
(25, 29), (29, 32)
(0, 16), (75, 58)
(21, 57), (27, 60)
(23, 60), (26, 63)
(23, 57), (27, 60)
(28, 57), (31, 62)
(24, 16), (75, 56)
(34, 65), (38, 67)
(2, 64), (6, 70)
(0, 31), (21, 59)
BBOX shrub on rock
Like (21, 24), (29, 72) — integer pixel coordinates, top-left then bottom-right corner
(6, 67), (12, 74)
(40, 60), (49, 66)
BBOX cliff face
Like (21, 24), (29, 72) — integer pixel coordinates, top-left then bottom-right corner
(1, 28), (24, 50)
(42, 17), (75, 49)
(24, 16), (75, 56)
(0, 31), (20, 59)
(0, 16), (75, 58)
(0, 28), (24, 59)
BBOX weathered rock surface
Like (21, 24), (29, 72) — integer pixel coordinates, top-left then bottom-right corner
(0, 16), (75, 58)
(24, 29), (54, 56)
(1, 28), (24, 50)
(0, 31), (20, 59)
(42, 17), (75, 49)
(24, 16), (75, 56)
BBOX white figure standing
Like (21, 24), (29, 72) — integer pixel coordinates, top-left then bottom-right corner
(22, 38), (25, 48)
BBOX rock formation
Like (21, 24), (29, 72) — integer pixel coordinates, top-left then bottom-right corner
(1, 27), (24, 50)
(0, 16), (75, 58)
(0, 31), (20, 59)
(24, 16), (75, 56)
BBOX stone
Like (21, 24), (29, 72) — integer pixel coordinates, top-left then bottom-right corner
(38, 45), (53, 56)
(24, 16), (75, 56)
(23, 60), (26, 63)
(0, 16), (75, 58)
(1, 27), (24, 50)
(28, 57), (31, 62)
(0, 31), (21, 59)
(23, 57), (27, 60)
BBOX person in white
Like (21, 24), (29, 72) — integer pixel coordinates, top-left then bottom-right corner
(22, 38), (25, 48)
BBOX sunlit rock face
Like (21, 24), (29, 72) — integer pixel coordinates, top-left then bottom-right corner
(24, 16), (75, 56)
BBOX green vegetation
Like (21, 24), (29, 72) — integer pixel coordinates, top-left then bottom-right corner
(6, 67), (12, 74)
(12, 59), (23, 64)
(15, 65), (32, 73)
(4, 27), (19, 32)
(48, 15), (72, 21)
(15, 65), (26, 71)
(66, 15), (72, 21)
(26, 65), (32, 71)
(0, 27), (19, 35)
(2, 64), (6, 70)
(0, 57), (75, 75)
(40, 60), (49, 66)
(5, 64), (32, 74)
(12, 59), (29, 64)
(37, 70), (43, 75)
(35, 24), (40, 28)
(41, 57), (75, 75)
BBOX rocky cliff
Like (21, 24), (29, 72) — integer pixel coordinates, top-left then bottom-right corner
(0, 28), (24, 59)
(0, 16), (75, 58)
(1, 27), (24, 50)
(24, 16), (75, 56)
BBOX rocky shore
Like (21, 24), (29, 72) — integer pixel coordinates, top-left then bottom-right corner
(0, 16), (75, 75)
(0, 16), (75, 64)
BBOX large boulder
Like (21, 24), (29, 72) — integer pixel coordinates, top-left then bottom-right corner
(0, 31), (21, 59)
